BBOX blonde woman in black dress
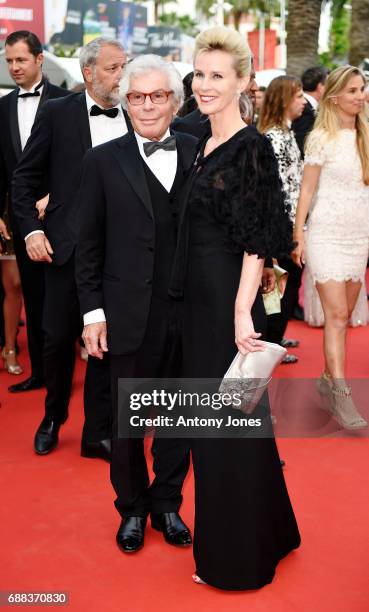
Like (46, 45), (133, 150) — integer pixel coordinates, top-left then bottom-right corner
(171, 27), (301, 590)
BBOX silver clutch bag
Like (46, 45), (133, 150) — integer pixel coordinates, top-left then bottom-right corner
(219, 341), (287, 413)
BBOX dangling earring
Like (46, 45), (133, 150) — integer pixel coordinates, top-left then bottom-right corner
(236, 91), (241, 99)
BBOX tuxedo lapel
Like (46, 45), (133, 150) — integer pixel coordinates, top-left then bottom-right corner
(123, 109), (133, 132)
(9, 89), (22, 160)
(74, 93), (92, 151)
(39, 78), (49, 105)
(174, 132), (197, 176)
(112, 133), (153, 218)
(170, 132), (197, 197)
(34, 78), (51, 121)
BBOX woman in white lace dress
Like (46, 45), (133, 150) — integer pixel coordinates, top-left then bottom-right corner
(258, 76), (306, 363)
(304, 266), (368, 328)
(293, 65), (369, 430)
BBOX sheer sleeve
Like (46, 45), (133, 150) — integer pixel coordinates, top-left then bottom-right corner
(304, 129), (326, 166)
(209, 130), (294, 258)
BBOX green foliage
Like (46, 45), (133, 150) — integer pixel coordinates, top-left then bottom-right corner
(159, 12), (200, 37)
(319, 0), (351, 66)
(330, 2), (351, 59)
(51, 43), (79, 58)
(318, 51), (340, 70)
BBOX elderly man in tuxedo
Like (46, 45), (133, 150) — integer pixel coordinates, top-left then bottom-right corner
(12, 37), (129, 459)
(76, 55), (197, 553)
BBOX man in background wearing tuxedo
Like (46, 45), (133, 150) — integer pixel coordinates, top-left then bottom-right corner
(76, 55), (196, 553)
(12, 38), (129, 460)
(292, 65), (328, 157)
(0, 30), (68, 392)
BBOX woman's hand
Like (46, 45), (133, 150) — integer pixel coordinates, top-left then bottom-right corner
(261, 267), (276, 293)
(0, 217), (10, 240)
(291, 235), (305, 268)
(235, 309), (264, 355)
(0, 217), (10, 253)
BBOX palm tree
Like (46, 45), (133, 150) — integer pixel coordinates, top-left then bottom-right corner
(286, 0), (323, 76)
(229, 0), (279, 31)
(142, 0), (177, 23)
(349, 0), (369, 66)
(195, 0), (279, 31)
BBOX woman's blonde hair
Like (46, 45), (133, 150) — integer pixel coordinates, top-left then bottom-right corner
(257, 75), (302, 133)
(310, 64), (369, 185)
(194, 26), (252, 78)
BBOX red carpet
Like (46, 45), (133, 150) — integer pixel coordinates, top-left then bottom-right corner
(1, 320), (369, 611)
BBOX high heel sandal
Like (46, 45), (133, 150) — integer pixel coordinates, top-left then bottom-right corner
(316, 372), (335, 419)
(316, 372), (333, 397)
(1, 348), (23, 375)
(329, 385), (367, 430)
(192, 574), (207, 585)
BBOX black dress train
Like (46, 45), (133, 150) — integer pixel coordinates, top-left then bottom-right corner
(171, 126), (301, 590)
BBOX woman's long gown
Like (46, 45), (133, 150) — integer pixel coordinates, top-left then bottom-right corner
(175, 126), (301, 590)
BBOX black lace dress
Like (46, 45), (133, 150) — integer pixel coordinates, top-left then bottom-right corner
(171, 126), (301, 590)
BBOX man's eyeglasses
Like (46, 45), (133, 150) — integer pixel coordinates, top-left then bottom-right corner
(127, 90), (173, 105)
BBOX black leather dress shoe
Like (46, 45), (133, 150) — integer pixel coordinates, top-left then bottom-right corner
(8, 376), (45, 393)
(81, 439), (111, 462)
(116, 517), (146, 553)
(151, 512), (192, 547)
(281, 338), (300, 349)
(281, 354), (298, 364)
(34, 416), (65, 455)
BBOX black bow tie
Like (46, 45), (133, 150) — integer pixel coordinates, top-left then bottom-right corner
(18, 80), (43, 99)
(90, 105), (119, 118)
(143, 136), (176, 157)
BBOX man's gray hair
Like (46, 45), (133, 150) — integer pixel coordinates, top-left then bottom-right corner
(120, 54), (184, 109)
(79, 37), (125, 71)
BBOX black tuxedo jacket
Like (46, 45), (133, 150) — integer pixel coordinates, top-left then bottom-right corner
(11, 92), (131, 265)
(172, 108), (211, 141)
(75, 130), (198, 355)
(0, 79), (68, 221)
(292, 98), (316, 157)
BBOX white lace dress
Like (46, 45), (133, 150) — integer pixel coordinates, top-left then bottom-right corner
(304, 128), (369, 284)
(304, 266), (368, 327)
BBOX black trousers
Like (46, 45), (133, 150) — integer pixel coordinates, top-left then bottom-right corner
(13, 232), (45, 379)
(110, 296), (190, 519)
(42, 255), (111, 441)
(267, 257), (303, 344)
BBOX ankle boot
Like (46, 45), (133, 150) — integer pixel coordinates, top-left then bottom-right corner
(330, 385), (367, 430)
(316, 372), (333, 397)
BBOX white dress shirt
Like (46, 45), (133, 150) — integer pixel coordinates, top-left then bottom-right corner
(25, 91), (128, 243)
(303, 92), (319, 112)
(18, 79), (43, 151)
(135, 129), (177, 192)
(85, 90), (128, 148)
(84, 129), (178, 326)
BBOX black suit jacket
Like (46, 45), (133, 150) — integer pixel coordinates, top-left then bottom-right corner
(0, 79), (68, 221)
(11, 92), (131, 265)
(75, 130), (198, 355)
(292, 98), (316, 157)
(172, 108), (211, 141)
